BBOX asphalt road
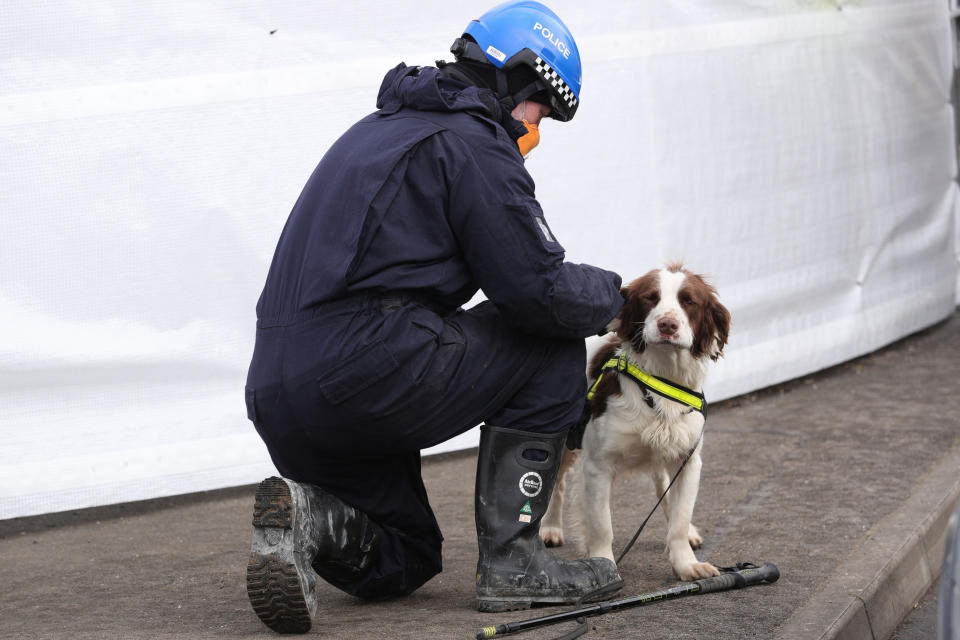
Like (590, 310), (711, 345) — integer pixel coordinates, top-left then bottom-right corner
(891, 578), (940, 640)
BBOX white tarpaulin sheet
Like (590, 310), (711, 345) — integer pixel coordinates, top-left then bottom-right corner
(1, 1), (957, 518)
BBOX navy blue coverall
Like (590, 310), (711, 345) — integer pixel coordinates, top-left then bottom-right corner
(245, 64), (623, 599)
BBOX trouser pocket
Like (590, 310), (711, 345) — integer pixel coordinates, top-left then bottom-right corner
(315, 339), (401, 405)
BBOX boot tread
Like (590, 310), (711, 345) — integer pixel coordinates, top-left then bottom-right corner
(476, 598), (533, 613)
(252, 476), (293, 529)
(246, 553), (311, 633)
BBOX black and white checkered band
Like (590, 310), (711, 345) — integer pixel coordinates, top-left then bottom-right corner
(534, 56), (578, 110)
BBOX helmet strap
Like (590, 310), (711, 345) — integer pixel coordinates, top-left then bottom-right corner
(509, 80), (546, 108)
(495, 69), (514, 111)
(495, 69), (548, 114)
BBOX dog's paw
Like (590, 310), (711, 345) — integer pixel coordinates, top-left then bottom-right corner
(687, 524), (704, 549)
(540, 526), (564, 548)
(674, 561), (720, 581)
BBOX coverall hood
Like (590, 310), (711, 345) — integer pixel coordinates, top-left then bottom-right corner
(377, 63), (496, 117)
(376, 63), (530, 143)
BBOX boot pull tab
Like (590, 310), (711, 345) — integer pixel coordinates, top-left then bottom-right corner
(515, 440), (557, 470)
(521, 447), (549, 462)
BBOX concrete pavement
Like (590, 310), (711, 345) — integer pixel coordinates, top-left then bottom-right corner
(2, 311), (959, 640)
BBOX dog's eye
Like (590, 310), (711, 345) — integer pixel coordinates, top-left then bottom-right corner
(680, 295), (697, 307)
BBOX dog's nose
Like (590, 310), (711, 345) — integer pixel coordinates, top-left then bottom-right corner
(658, 317), (679, 336)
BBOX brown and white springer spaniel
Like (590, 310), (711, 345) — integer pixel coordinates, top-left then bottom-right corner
(540, 263), (731, 581)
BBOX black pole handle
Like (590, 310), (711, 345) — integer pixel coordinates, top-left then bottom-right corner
(475, 562), (780, 639)
(696, 562), (780, 594)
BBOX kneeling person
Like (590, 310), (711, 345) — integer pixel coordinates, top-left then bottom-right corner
(243, 1), (625, 632)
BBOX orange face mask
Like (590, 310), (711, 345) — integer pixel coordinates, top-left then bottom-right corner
(517, 120), (540, 158)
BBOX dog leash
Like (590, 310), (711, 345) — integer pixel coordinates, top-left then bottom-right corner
(615, 425), (704, 565)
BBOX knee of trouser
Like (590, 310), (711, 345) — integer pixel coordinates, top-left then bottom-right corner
(333, 529), (443, 600)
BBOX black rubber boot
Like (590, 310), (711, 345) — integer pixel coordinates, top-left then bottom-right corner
(246, 476), (380, 634)
(475, 426), (623, 612)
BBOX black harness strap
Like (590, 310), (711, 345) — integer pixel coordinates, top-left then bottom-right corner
(587, 356), (707, 416)
(567, 356), (707, 451)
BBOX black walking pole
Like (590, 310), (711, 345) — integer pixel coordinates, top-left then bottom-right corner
(475, 562), (780, 639)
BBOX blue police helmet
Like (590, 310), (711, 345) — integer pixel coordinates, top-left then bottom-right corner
(459, 1), (582, 121)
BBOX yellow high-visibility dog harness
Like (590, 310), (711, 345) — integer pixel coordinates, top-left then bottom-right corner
(586, 355), (707, 415)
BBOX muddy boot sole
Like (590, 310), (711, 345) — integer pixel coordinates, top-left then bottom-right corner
(476, 597), (535, 613)
(476, 577), (624, 612)
(246, 477), (318, 634)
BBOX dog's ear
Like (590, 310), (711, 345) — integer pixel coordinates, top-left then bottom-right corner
(616, 272), (660, 352)
(604, 316), (621, 334)
(685, 272), (729, 361)
(705, 296), (731, 362)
